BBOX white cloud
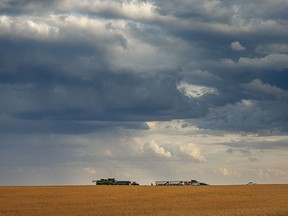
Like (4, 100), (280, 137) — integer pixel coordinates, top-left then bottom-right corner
(217, 167), (243, 177)
(179, 143), (206, 162)
(0, 15), (59, 40)
(231, 41), (246, 51)
(144, 140), (173, 158)
(0, 14), (132, 53)
(58, 0), (158, 21)
(119, 0), (158, 20)
(241, 99), (253, 107)
(177, 81), (218, 98)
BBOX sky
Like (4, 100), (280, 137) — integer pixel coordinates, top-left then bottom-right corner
(0, 0), (288, 186)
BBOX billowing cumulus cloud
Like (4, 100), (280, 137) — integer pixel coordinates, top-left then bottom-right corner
(179, 143), (206, 162)
(0, 0), (288, 185)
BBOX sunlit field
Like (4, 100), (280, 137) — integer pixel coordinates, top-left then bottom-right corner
(1, 184), (288, 216)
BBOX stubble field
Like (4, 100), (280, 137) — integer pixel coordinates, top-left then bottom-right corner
(1, 184), (288, 216)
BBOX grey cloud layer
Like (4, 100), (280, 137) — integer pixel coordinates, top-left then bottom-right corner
(0, 0), (288, 134)
(1, 0), (288, 186)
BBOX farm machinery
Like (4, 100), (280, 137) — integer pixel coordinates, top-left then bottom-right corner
(155, 179), (209, 186)
(92, 178), (139, 185)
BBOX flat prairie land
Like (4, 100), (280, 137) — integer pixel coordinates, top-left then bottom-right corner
(1, 184), (288, 216)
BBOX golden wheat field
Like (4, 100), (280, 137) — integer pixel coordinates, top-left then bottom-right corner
(1, 184), (288, 216)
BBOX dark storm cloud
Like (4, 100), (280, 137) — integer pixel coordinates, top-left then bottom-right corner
(0, 0), (57, 15)
(158, 1), (288, 75)
(0, 113), (149, 134)
(1, 66), (206, 121)
(194, 100), (288, 133)
(0, 0), (288, 134)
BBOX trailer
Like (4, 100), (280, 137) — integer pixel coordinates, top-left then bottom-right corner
(115, 181), (131, 185)
(155, 181), (184, 186)
(168, 181), (184, 186)
(155, 179), (208, 186)
(155, 181), (169, 186)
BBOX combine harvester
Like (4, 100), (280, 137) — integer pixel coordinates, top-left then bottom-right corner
(92, 178), (139, 185)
